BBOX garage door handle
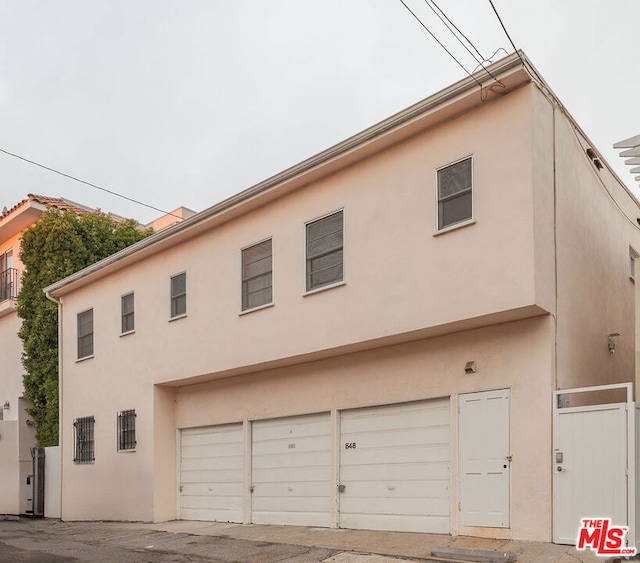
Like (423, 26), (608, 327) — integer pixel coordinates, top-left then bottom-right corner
(337, 484), (345, 493)
(250, 485), (255, 493)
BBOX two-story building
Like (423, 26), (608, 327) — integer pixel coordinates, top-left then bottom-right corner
(45, 52), (640, 544)
(0, 194), (97, 515)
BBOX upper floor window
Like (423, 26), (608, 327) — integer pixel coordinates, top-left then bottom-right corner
(170, 272), (186, 318)
(242, 239), (273, 311)
(437, 156), (473, 230)
(121, 292), (134, 333)
(77, 308), (94, 359)
(73, 415), (95, 464)
(118, 409), (137, 451)
(306, 210), (344, 292)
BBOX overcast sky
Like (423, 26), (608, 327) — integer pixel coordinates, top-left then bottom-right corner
(1, 1), (639, 225)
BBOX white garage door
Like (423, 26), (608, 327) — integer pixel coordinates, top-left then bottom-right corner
(251, 413), (331, 527)
(180, 423), (244, 522)
(339, 399), (451, 533)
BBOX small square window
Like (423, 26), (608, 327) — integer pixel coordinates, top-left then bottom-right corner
(306, 211), (344, 291)
(74, 416), (95, 464)
(242, 239), (273, 311)
(121, 292), (134, 333)
(118, 409), (136, 451)
(77, 309), (94, 359)
(170, 273), (186, 318)
(437, 157), (473, 230)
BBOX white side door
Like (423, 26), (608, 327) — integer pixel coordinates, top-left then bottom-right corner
(458, 389), (510, 527)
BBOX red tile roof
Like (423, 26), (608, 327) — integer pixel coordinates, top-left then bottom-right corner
(1, 194), (92, 221)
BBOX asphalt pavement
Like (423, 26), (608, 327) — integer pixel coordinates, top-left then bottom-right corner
(0, 516), (610, 563)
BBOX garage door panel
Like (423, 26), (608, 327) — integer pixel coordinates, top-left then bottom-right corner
(252, 495), (329, 512)
(252, 413), (331, 527)
(341, 445), (449, 466)
(181, 453), (244, 472)
(342, 479), (449, 499)
(252, 465), (329, 483)
(343, 404), (449, 433)
(253, 450), (330, 469)
(341, 426), (449, 449)
(181, 493), (242, 510)
(252, 435), (329, 455)
(180, 469), (245, 484)
(339, 399), (451, 534)
(181, 482), (244, 497)
(343, 513), (450, 534)
(340, 460), (449, 482)
(254, 510), (330, 527)
(181, 442), (244, 459)
(343, 495), (450, 516)
(180, 424), (244, 523)
(252, 481), (330, 498)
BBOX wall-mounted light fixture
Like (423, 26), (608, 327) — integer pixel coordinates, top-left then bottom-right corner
(2, 401), (9, 410)
(608, 332), (620, 354)
(464, 361), (477, 374)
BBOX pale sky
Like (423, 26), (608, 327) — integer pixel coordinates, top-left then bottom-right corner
(1, 1), (639, 224)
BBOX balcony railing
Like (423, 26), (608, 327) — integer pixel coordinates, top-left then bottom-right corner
(0, 268), (19, 302)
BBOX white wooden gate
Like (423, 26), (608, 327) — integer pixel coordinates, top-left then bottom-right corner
(553, 383), (635, 546)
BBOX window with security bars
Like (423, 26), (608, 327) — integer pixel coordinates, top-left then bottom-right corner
(170, 272), (186, 318)
(306, 210), (343, 291)
(242, 239), (272, 311)
(74, 416), (95, 464)
(77, 309), (94, 359)
(121, 292), (134, 333)
(437, 157), (473, 230)
(118, 409), (136, 451)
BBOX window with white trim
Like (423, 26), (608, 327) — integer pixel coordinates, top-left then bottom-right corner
(170, 272), (186, 318)
(74, 416), (95, 464)
(306, 210), (343, 291)
(121, 292), (134, 333)
(242, 239), (272, 311)
(118, 409), (136, 451)
(437, 156), (473, 230)
(77, 309), (94, 359)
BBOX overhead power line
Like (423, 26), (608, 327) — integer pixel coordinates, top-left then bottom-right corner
(397, 0), (484, 89)
(423, 0), (504, 87)
(0, 147), (182, 221)
(487, 0), (526, 67)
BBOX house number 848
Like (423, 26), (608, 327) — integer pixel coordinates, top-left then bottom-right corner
(344, 442), (357, 449)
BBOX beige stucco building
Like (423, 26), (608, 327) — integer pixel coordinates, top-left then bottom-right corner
(46, 52), (640, 543)
(0, 194), (97, 515)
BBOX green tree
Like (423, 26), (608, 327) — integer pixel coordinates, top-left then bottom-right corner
(17, 207), (153, 446)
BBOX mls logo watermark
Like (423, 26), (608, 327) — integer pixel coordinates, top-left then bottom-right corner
(576, 518), (636, 556)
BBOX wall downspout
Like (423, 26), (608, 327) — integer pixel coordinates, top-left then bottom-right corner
(45, 290), (62, 520)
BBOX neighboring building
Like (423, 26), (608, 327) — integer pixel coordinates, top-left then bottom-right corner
(46, 52), (640, 544)
(0, 194), (94, 515)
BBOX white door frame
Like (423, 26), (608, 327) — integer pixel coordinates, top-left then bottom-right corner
(552, 383), (635, 548)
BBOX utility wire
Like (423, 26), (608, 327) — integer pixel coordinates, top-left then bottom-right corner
(0, 147), (182, 221)
(487, 0), (526, 68)
(423, 0), (504, 87)
(397, 0), (483, 90)
(428, 0), (484, 61)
